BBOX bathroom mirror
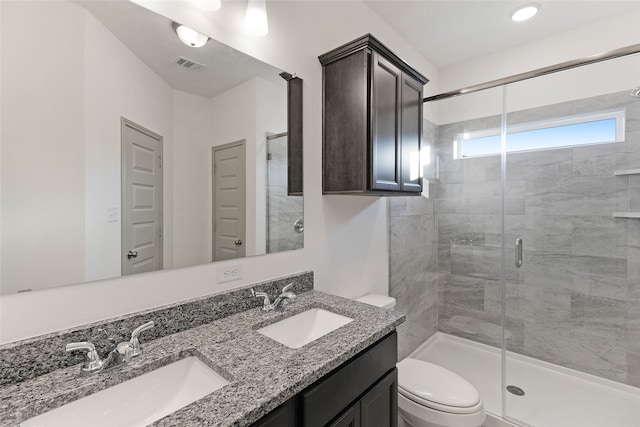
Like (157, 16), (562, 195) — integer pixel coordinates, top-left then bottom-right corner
(0, 0), (303, 294)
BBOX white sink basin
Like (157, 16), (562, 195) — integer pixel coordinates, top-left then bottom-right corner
(257, 308), (354, 348)
(21, 356), (229, 427)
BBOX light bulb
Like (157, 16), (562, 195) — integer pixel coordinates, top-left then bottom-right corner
(510, 3), (540, 22)
(245, 0), (268, 37)
(175, 25), (209, 48)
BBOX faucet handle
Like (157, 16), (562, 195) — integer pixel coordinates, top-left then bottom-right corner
(282, 283), (294, 293)
(65, 341), (104, 372)
(251, 288), (271, 311)
(129, 321), (154, 357)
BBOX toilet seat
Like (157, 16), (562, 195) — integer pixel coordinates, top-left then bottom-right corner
(397, 358), (482, 415)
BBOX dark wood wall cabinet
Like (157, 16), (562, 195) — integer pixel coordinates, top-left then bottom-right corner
(251, 332), (398, 427)
(319, 34), (429, 196)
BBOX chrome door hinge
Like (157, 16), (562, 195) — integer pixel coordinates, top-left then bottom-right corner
(158, 154), (163, 168)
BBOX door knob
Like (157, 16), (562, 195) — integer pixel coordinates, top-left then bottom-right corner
(234, 240), (242, 246)
(127, 250), (138, 259)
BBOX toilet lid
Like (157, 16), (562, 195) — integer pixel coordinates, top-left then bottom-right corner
(397, 359), (481, 412)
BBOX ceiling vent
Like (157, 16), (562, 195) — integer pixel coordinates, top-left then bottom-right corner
(175, 57), (206, 71)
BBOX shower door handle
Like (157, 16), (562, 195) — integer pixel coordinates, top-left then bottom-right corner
(515, 238), (523, 268)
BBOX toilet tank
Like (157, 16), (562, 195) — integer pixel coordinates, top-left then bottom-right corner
(355, 294), (396, 309)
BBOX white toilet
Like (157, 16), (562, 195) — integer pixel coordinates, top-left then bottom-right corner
(355, 294), (486, 427)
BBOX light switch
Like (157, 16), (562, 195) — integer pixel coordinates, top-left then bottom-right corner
(107, 206), (120, 222)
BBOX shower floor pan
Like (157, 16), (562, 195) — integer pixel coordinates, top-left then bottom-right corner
(410, 333), (640, 427)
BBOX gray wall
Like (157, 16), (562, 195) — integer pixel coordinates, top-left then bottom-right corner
(436, 90), (640, 387)
(389, 120), (439, 360)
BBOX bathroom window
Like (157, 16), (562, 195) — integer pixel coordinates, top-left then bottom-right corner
(455, 110), (625, 158)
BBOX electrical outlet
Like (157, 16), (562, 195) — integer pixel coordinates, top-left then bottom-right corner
(218, 263), (243, 283)
(106, 206), (120, 222)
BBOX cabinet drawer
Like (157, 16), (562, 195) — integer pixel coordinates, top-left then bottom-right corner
(301, 332), (397, 427)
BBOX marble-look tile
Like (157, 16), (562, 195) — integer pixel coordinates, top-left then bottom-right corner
(506, 148), (573, 182)
(389, 215), (436, 253)
(627, 352), (640, 388)
(438, 304), (524, 353)
(523, 301), (628, 384)
(523, 253), (627, 300)
(525, 175), (623, 217)
(484, 282), (572, 324)
(396, 302), (437, 361)
(450, 244), (522, 282)
(615, 131), (640, 170)
(267, 186), (303, 214)
(267, 159), (287, 187)
(626, 299), (640, 355)
(439, 274), (492, 312)
(572, 142), (619, 177)
(571, 216), (627, 258)
(389, 195), (435, 217)
(267, 136), (287, 160)
(629, 175), (640, 212)
(503, 214), (573, 254)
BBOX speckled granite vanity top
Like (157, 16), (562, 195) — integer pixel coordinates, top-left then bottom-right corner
(0, 283), (404, 426)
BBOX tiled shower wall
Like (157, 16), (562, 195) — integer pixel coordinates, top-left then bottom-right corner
(389, 120), (439, 360)
(436, 90), (640, 387)
(390, 91), (639, 386)
(267, 135), (304, 253)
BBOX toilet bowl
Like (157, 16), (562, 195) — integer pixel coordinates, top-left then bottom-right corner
(397, 358), (485, 427)
(354, 294), (485, 427)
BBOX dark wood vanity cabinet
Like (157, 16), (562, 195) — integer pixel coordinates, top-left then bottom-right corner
(251, 332), (398, 427)
(319, 34), (429, 196)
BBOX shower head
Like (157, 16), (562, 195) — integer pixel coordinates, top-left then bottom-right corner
(631, 86), (640, 98)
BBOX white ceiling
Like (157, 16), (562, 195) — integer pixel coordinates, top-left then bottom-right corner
(76, 1), (285, 99)
(364, 0), (640, 69)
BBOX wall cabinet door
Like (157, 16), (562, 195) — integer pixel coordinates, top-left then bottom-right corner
(371, 53), (402, 191)
(400, 75), (424, 193)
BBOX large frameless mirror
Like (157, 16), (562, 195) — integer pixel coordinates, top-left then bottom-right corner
(0, 0), (303, 294)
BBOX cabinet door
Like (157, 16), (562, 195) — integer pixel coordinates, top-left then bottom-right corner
(329, 401), (361, 427)
(360, 369), (398, 427)
(370, 53), (402, 191)
(251, 398), (297, 427)
(400, 75), (423, 193)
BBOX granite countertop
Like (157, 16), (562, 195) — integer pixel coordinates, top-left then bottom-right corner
(0, 290), (405, 426)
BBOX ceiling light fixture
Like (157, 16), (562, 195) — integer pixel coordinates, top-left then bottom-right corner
(245, 0), (269, 37)
(194, 0), (221, 12)
(510, 3), (541, 22)
(174, 23), (209, 48)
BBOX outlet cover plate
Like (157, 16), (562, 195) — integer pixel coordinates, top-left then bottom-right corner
(218, 263), (243, 283)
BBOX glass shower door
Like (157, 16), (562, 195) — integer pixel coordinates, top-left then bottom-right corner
(502, 53), (640, 426)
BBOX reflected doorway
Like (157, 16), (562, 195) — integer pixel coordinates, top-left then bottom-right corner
(121, 118), (163, 276)
(212, 140), (246, 261)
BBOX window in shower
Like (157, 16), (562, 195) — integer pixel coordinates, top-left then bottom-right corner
(455, 109), (625, 158)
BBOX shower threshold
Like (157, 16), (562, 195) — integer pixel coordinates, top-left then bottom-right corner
(410, 332), (640, 427)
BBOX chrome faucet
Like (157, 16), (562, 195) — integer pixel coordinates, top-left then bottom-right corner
(251, 283), (296, 312)
(66, 321), (154, 375)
